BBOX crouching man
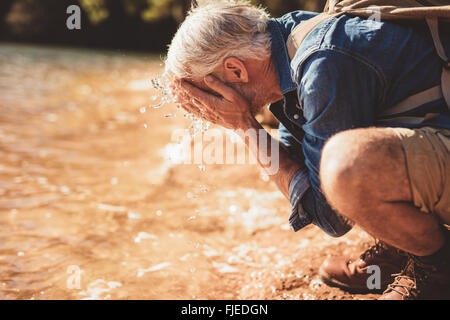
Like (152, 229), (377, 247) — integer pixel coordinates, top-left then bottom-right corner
(165, 0), (450, 299)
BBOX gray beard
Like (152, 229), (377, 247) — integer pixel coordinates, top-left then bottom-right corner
(229, 82), (268, 116)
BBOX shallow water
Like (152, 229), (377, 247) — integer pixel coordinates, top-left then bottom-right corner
(0, 43), (374, 300)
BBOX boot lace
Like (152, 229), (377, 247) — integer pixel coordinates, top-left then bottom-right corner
(383, 258), (432, 298)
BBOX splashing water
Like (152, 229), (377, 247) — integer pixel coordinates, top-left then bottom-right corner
(149, 76), (211, 137)
(146, 73), (213, 172)
(149, 78), (170, 109)
(184, 112), (211, 136)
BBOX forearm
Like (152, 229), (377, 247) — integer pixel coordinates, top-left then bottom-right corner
(236, 117), (305, 199)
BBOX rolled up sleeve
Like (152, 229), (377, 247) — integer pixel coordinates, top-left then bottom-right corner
(288, 168), (312, 231)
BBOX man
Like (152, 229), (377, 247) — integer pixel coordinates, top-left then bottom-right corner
(166, 0), (450, 299)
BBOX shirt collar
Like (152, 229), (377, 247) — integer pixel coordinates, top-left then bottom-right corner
(267, 19), (297, 96)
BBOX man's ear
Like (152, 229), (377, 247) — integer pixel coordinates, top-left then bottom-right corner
(222, 57), (249, 83)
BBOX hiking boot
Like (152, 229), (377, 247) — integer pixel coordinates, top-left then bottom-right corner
(319, 240), (407, 292)
(379, 257), (450, 300)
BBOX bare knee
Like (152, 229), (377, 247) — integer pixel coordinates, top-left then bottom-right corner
(320, 128), (411, 218)
(320, 130), (362, 214)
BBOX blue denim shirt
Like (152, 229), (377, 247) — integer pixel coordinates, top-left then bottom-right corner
(267, 11), (450, 237)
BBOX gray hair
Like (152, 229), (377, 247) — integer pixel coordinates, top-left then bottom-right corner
(164, 0), (271, 80)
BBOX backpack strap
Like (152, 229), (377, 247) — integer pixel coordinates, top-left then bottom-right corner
(442, 66), (450, 109)
(380, 17), (450, 123)
(426, 17), (448, 65)
(379, 86), (443, 117)
(426, 17), (450, 109)
(286, 12), (342, 60)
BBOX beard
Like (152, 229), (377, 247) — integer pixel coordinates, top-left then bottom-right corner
(228, 81), (269, 117)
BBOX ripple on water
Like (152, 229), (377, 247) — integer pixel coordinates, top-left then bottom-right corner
(0, 196), (60, 210)
(137, 262), (171, 277)
(79, 279), (122, 300)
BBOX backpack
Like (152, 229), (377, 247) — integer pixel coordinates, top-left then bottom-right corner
(286, 0), (450, 123)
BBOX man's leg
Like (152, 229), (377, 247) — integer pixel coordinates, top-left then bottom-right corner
(319, 127), (444, 256)
(319, 127), (450, 299)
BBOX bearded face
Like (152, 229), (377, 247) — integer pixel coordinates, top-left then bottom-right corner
(227, 81), (268, 116)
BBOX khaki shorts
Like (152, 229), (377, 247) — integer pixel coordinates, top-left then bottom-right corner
(392, 127), (450, 224)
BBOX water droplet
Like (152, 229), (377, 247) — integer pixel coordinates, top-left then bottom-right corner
(179, 254), (190, 261)
(140, 107), (147, 114)
(128, 211), (141, 220)
(143, 124), (148, 129)
(188, 216), (196, 221)
(60, 186), (70, 194)
(134, 232), (158, 243)
(228, 205), (238, 214)
(156, 210), (163, 216)
(150, 101), (164, 109)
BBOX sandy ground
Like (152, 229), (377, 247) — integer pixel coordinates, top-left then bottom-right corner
(0, 44), (382, 300)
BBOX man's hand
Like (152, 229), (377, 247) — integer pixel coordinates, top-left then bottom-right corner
(176, 75), (256, 130)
